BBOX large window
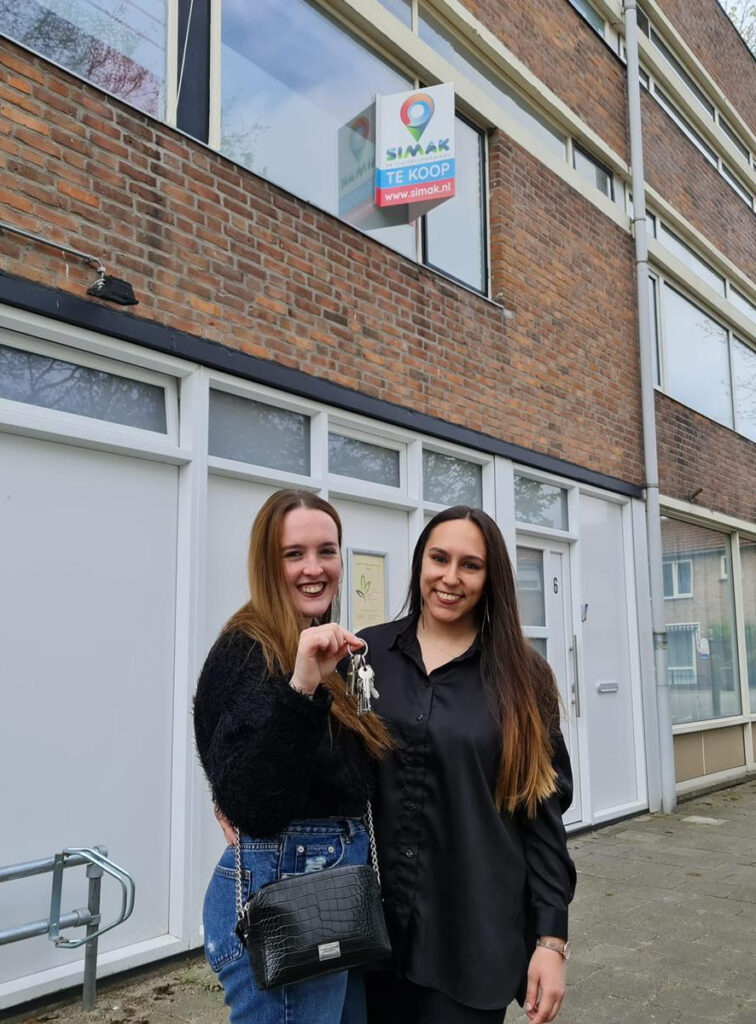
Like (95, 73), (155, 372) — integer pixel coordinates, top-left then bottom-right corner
(661, 284), (732, 428)
(220, 0), (487, 292)
(652, 280), (756, 441)
(662, 519), (741, 725)
(0, 0), (166, 117)
(424, 116), (487, 291)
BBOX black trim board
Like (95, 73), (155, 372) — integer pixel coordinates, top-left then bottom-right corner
(0, 271), (643, 499)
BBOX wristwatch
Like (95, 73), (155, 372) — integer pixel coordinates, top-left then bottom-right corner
(536, 938), (571, 961)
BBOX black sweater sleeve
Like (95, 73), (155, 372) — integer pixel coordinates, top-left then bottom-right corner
(517, 729), (577, 941)
(193, 630), (332, 837)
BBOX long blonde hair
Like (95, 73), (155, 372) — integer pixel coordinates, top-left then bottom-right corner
(225, 489), (392, 757)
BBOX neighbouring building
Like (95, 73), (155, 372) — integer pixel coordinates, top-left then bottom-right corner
(0, 0), (754, 1008)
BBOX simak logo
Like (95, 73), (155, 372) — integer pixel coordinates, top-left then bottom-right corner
(400, 92), (435, 141)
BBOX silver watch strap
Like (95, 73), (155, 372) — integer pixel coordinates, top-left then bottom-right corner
(234, 801), (381, 920)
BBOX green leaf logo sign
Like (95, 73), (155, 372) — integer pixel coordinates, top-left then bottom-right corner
(356, 573), (372, 602)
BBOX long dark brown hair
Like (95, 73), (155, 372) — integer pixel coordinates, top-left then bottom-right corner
(407, 506), (560, 817)
(225, 489), (392, 757)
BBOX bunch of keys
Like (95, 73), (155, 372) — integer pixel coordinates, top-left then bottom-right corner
(346, 642), (379, 715)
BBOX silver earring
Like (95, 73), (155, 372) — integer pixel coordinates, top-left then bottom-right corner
(483, 599), (491, 633)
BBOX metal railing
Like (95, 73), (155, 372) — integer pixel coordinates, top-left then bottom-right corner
(0, 847), (135, 1010)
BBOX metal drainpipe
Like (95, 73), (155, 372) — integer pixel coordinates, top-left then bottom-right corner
(623, 0), (677, 813)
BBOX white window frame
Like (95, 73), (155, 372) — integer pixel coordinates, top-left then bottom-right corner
(326, 421), (408, 501)
(0, 324), (182, 452)
(420, 438), (494, 515)
(663, 557), (692, 599)
(652, 272), (756, 441)
(666, 621), (698, 685)
(513, 466), (577, 541)
(206, 377), (321, 490)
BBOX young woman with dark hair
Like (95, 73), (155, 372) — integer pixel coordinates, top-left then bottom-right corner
(193, 489), (392, 1024)
(359, 506), (576, 1024)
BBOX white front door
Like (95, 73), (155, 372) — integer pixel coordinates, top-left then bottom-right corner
(516, 540), (583, 826)
(578, 494), (645, 821)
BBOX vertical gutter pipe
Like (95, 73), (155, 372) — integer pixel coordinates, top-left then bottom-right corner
(623, 0), (677, 813)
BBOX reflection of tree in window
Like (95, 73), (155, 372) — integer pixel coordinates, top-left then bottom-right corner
(423, 451), (482, 506)
(329, 434), (399, 487)
(208, 392), (310, 475)
(0, 0), (163, 116)
(514, 476), (567, 529)
(0, 345), (167, 431)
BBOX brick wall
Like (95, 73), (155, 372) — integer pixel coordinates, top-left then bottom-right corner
(460, 0), (629, 161)
(642, 91), (756, 276)
(0, 37), (646, 484)
(657, 0), (756, 138)
(656, 392), (756, 522)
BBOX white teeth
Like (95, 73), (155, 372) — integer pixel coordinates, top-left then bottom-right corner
(437, 591), (462, 602)
(300, 583), (326, 594)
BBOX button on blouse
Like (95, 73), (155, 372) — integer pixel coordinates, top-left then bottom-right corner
(359, 616), (576, 1012)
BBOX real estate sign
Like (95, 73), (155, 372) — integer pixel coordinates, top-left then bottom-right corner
(375, 83), (456, 214)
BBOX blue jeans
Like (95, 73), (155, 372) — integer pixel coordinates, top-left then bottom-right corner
(203, 818), (370, 1024)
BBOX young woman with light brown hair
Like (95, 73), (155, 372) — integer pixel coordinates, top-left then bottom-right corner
(194, 488), (391, 1024)
(359, 506), (576, 1024)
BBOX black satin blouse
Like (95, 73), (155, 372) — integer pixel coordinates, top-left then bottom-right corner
(359, 616), (576, 1011)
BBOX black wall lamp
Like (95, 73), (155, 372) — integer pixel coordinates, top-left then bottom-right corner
(0, 222), (138, 305)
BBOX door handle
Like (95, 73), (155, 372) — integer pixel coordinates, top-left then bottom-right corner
(570, 634), (581, 718)
(596, 681), (619, 694)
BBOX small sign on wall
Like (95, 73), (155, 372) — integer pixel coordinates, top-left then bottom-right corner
(348, 549), (388, 632)
(375, 83), (456, 215)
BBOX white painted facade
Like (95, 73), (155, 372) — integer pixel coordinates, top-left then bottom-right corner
(0, 303), (650, 1007)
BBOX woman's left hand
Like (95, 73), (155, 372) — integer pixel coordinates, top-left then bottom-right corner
(525, 944), (566, 1023)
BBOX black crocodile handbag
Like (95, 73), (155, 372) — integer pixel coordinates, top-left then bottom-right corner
(233, 803), (391, 990)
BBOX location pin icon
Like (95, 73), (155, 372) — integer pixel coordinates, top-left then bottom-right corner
(400, 92), (435, 142)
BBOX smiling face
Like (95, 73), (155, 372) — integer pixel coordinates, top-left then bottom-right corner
(280, 507), (342, 623)
(420, 518), (488, 629)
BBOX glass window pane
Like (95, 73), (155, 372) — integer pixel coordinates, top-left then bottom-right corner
(719, 115), (750, 162)
(208, 390), (310, 473)
(721, 162), (754, 206)
(425, 117), (486, 291)
(328, 433), (400, 486)
(423, 450), (482, 506)
(637, 7), (650, 35)
(573, 145), (613, 198)
(654, 87), (718, 166)
(221, 0), (414, 259)
(739, 538), (756, 706)
(514, 475), (569, 530)
(376, 0), (412, 26)
(0, 343), (167, 432)
(729, 288), (756, 325)
(649, 275), (660, 387)
(657, 223), (725, 295)
(527, 636), (548, 659)
(661, 285), (732, 428)
(516, 547), (545, 627)
(0, 0), (166, 117)
(733, 338), (756, 442)
(661, 518), (740, 724)
(418, 8), (567, 158)
(650, 27), (715, 118)
(568, 0), (605, 35)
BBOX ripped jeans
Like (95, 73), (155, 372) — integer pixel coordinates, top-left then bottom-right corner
(202, 818), (369, 1024)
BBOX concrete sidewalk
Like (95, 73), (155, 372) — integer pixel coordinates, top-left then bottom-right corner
(10, 779), (756, 1024)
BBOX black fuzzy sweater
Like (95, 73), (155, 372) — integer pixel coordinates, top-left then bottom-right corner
(193, 629), (371, 838)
